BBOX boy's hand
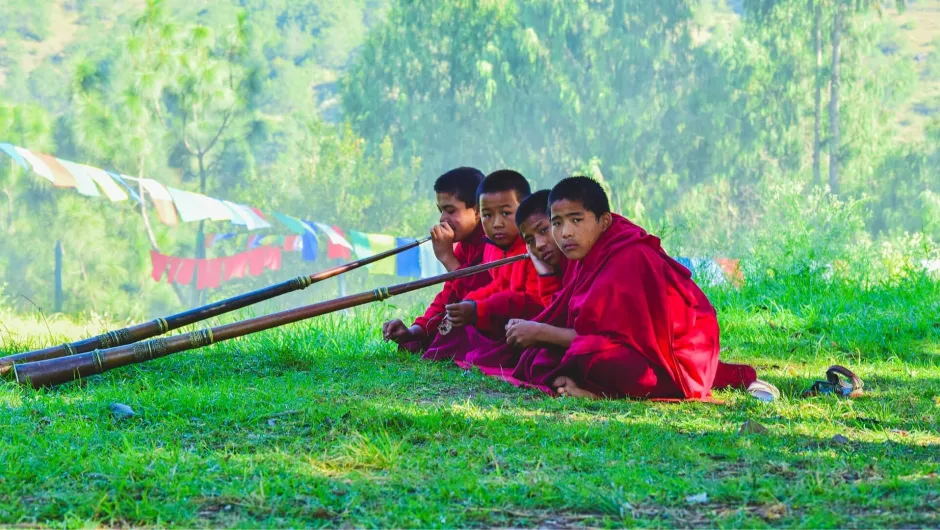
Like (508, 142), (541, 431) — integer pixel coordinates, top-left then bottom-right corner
(444, 301), (477, 327)
(529, 252), (554, 276)
(431, 223), (460, 271)
(505, 319), (543, 348)
(383, 319), (423, 343)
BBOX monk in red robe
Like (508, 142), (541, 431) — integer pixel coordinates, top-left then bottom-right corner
(466, 176), (766, 400)
(425, 190), (565, 360)
(421, 171), (546, 361)
(382, 167), (490, 352)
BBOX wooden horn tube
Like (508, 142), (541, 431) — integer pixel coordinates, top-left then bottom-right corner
(0, 236), (431, 376)
(11, 254), (528, 389)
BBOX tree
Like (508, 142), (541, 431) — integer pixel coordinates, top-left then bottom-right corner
(131, 0), (264, 305)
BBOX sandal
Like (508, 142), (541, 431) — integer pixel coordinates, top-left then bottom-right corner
(802, 365), (863, 398)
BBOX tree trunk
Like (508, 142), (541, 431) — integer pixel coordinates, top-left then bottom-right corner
(813, 0), (823, 188)
(193, 152), (208, 306)
(138, 161), (188, 306)
(828, 1), (843, 195)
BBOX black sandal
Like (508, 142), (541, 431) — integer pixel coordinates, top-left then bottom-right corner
(802, 365), (864, 398)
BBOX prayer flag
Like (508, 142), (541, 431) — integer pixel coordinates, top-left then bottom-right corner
(419, 242), (447, 279)
(365, 233), (396, 275)
(301, 221), (319, 262)
(676, 257), (694, 275)
(81, 165), (128, 201)
(223, 201), (271, 230)
(126, 176), (179, 226)
(197, 258), (223, 290)
(283, 235), (300, 251)
(105, 171), (142, 203)
(56, 159), (102, 197)
(168, 187), (237, 223)
(35, 154), (78, 189)
(150, 251), (170, 282)
(348, 230), (371, 261)
(15, 147), (56, 183)
(248, 247), (266, 276)
(166, 257), (196, 285)
(0, 143), (29, 169)
(691, 258), (726, 286)
(265, 246), (282, 272)
(395, 237), (422, 278)
(716, 258), (744, 287)
(272, 212), (309, 234)
(223, 252), (250, 281)
(313, 223), (352, 260)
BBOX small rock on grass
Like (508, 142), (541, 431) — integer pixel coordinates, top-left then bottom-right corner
(685, 492), (708, 505)
(109, 403), (136, 420)
(760, 503), (788, 520)
(739, 420), (769, 435)
(831, 434), (849, 445)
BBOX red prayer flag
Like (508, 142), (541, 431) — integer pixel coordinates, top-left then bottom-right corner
(197, 258), (223, 290)
(283, 235), (299, 251)
(248, 247), (266, 276)
(265, 246), (282, 271)
(150, 251), (170, 282)
(223, 252), (250, 281)
(327, 226), (352, 260)
(174, 259), (196, 285)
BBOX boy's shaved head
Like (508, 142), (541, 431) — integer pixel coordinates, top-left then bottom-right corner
(548, 176), (610, 219)
(477, 169), (532, 204)
(515, 189), (550, 227)
(434, 167), (485, 208)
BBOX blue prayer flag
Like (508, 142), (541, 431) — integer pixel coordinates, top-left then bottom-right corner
(395, 237), (422, 278)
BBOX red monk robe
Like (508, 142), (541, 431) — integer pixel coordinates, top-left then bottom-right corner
(424, 263), (565, 362)
(400, 224), (489, 352)
(422, 235), (543, 361)
(464, 235), (542, 332)
(460, 214), (754, 400)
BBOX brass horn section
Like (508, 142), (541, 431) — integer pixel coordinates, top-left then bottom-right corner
(0, 236), (432, 376)
(10, 254), (529, 389)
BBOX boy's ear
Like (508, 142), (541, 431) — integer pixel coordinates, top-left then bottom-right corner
(472, 205), (480, 220)
(599, 211), (613, 231)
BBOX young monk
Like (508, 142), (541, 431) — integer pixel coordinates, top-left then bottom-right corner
(467, 176), (765, 400)
(382, 167), (490, 351)
(473, 189), (567, 319)
(423, 189), (560, 361)
(440, 170), (542, 335)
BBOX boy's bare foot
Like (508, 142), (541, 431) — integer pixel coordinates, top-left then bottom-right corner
(552, 376), (600, 399)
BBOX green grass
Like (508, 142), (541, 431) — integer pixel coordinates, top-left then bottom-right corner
(1, 274), (938, 528)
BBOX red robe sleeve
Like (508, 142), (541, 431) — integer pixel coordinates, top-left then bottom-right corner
(566, 245), (719, 399)
(413, 240), (481, 331)
(472, 260), (543, 332)
(537, 274), (562, 305)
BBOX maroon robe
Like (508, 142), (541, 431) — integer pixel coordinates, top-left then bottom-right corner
(456, 214), (755, 399)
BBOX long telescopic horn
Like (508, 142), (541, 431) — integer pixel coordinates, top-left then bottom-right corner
(0, 236), (431, 376)
(10, 254), (528, 389)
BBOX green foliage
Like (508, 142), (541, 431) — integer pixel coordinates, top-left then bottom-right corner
(0, 0), (937, 317)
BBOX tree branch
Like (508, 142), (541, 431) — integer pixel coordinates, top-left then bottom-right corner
(202, 109), (232, 154)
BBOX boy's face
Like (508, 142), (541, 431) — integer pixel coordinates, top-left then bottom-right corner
(436, 192), (479, 242)
(479, 190), (521, 248)
(550, 199), (612, 261)
(519, 213), (560, 267)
